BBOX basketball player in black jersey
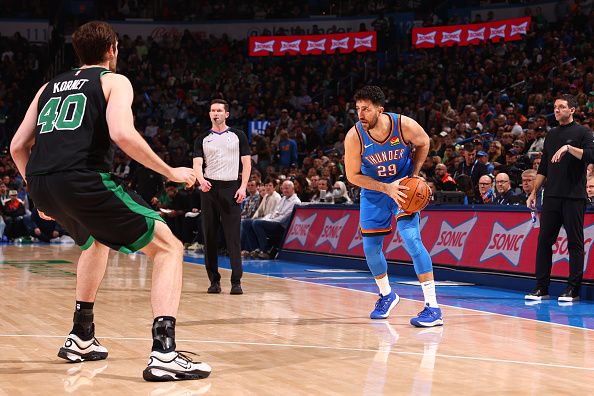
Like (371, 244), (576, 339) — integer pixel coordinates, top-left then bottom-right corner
(10, 21), (211, 381)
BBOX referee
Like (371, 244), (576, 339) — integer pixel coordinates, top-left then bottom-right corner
(193, 99), (251, 295)
(526, 94), (594, 302)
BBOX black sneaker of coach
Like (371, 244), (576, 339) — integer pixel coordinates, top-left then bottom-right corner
(524, 288), (550, 301)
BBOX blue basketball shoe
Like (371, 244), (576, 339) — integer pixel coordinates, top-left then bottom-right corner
(370, 290), (400, 319)
(410, 303), (444, 327)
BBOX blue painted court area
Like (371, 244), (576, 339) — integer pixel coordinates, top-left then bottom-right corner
(184, 253), (594, 330)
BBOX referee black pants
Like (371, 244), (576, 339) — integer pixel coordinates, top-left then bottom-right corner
(535, 197), (585, 290)
(201, 179), (242, 285)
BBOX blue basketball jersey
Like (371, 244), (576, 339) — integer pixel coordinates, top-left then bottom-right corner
(355, 112), (413, 185)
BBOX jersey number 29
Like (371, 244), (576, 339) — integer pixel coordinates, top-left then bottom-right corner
(377, 163), (397, 177)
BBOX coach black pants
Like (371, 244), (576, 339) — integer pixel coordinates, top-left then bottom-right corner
(201, 179), (242, 285)
(535, 197), (585, 289)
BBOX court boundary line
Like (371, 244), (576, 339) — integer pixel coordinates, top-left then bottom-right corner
(0, 333), (592, 372)
(182, 256), (594, 333)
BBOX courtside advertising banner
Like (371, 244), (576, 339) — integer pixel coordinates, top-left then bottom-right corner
(283, 205), (594, 281)
(249, 32), (376, 57)
(412, 16), (530, 48)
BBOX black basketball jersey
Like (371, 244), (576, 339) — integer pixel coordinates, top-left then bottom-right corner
(26, 66), (114, 176)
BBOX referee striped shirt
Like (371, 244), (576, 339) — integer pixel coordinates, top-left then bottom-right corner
(193, 128), (251, 181)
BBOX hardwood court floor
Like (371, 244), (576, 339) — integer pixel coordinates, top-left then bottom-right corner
(0, 244), (593, 395)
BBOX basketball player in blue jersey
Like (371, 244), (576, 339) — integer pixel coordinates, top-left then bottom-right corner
(344, 86), (443, 327)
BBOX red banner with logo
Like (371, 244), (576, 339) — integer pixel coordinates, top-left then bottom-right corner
(249, 32), (376, 57)
(282, 205), (594, 281)
(412, 17), (530, 49)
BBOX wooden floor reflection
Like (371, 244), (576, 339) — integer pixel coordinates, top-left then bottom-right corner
(0, 244), (592, 395)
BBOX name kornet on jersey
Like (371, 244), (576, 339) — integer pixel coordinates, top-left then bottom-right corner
(53, 79), (89, 93)
(364, 148), (406, 165)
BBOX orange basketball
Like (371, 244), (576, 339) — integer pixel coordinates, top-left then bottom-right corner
(399, 177), (431, 213)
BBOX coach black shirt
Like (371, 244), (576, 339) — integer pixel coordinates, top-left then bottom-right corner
(538, 121), (594, 199)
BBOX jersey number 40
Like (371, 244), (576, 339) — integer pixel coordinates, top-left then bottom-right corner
(37, 93), (87, 134)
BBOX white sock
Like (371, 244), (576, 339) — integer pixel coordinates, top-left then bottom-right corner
(375, 276), (392, 296)
(421, 280), (438, 308)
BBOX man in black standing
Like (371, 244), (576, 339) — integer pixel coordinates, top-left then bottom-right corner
(193, 99), (251, 295)
(526, 94), (594, 302)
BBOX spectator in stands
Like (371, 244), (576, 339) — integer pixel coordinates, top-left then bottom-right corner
(506, 113), (523, 137)
(275, 109), (293, 134)
(0, 182), (9, 204)
(160, 182), (190, 242)
(502, 149), (524, 187)
(532, 155), (542, 171)
(421, 156), (435, 179)
(182, 184), (203, 250)
(277, 129), (298, 170)
(311, 177), (334, 203)
(476, 150), (494, 175)
(113, 153), (131, 179)
(527, 126), (546, 157)
(345, 109), (358, 131)
(241, 178), (281, 256)
(250, 180), (301, 259)
(332, 181), (352, 204)
(476, 174), (495, 204)
(130, 166), (164, 209)
(494, 172), (516, 205)
(488, 141), (505, 165)
(26, 208), (68, 242)
(144, 118), (159, 139)
(587, 176), (594, 206)
(433, 163), (456, 191)
(293, 175), (313, 202)
(3, 190), (26, 240)
(240, 179), (261, 220)
(500, 133), (514, 152)
(456, 142), (488, 189)
(441, 143), (457, 167)
(0, 203), (4, 241)
(455, 174), (476, 205)
(426, 180), (437, 200)
(513, 140), (526, 155)
(511, 169), (537, 206)
(416, 101), (439, 132)
(440, 100), (457, 127)
(536, 115), (550, 133)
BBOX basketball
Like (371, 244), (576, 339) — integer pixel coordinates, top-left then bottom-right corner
(399, 177), (431, 213)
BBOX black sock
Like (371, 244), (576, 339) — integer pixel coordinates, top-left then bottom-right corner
(71, 301), (95, 341)
(151, 316), (176, 353)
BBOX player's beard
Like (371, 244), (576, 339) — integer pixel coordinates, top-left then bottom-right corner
(361, 113), (380, 131)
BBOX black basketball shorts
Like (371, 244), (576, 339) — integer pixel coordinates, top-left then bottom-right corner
(28, 170), (164, 253)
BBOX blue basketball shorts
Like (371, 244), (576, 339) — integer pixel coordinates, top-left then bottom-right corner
(359, 189), (412, 236)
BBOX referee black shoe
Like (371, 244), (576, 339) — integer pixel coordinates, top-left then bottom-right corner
(207, 282), (221, 294)
(524, 287), (549, 301)
(230, 283), (243, 295)
(558, 285), (580, 302)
